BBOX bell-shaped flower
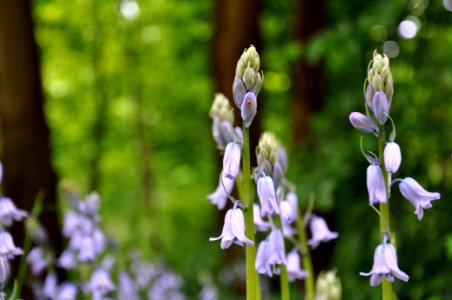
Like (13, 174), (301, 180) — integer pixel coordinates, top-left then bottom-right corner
(255, 240), (272, 277)
(209, 207), (253, 249)
(398, 177), (440, 220)
(384, 141), (401, 174)
(286, 249), (309, 282)
(360, 242), (409, 286)
(371, 91), (390, 125)
(349, 112), (379, 135)
(0, 255), (9, 285)
(257, 176), (280, 216)
(267, 228), (287, 266)
(27, 246), (47, 275)
(0, 231), (23, 258)
(233, 76), (246, 108)
(253, 204), (271, 232)
(207, 173), (234, 210)
(240, 92), (257, 128)
(280, 200), (294, 224)
(223, 142), (241, 180)
(367, 162), (386, 204)
(0, 197), (27, 227)
(308, 216), (338, 249)
(285, 191), (299, 221)
(84, 267), (116, 296)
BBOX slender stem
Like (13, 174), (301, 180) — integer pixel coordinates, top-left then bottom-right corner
(280, 264), (290, 300)
(378, 125), (393, 300)
(242, 125), (258, 300)
(296, 208), (315, 300)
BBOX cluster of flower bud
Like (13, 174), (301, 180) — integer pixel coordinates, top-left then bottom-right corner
(233, 46), (263, 128)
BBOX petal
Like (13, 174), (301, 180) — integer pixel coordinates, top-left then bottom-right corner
(223, 142), (241, 180)
(384, 244), (409, 282)
(231, 208), (253, 246)
(384, 142), (401, 174)
(367, 164), (386, 204)
(240, 92), (257, 128)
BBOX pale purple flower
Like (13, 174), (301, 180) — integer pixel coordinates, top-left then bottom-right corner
(223, 142), (241, 180)
(0, 197), (27, 226)
(84, 267), (115, 295)
(43, 272), (58, 298)
(209, 207), (253, 249)
(307, 216), (338, 249)
(384, 141), (401, 174)
(257, 176), (280, 216)
(241, 92), (257, 128)
(398, 177), (441, 220)
(285, 191), (299, 222)
(55, 282), (78, 300)
(253, 204), (271, 232)
(57, 249), (76, 269)
(371, 91), (390, 124)
(349, 112), (379, 134)
(78, 192), (100, 217)
(281, 219), (297, 237)
(280, 200), (294, 224)
(0, 255), (9, 285)
(27, 246), (47, 275)
(199, 282), (217, 300)
(149, 271), (186, 300)
(367, 162), (386, 204)
(118, 272), (140, 300)
(233, 75), (246, 108)
(267, 228), (287, 266)
(360, 242), (409, 286)
(0, 231), (23, 257)
(207, 173), (234, 210)
(286, 249), (309, 282)
(255, 240), (272, 277)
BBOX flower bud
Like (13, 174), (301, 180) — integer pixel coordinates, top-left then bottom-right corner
(371, 91), (389, 125)
(209, 93), (234, 124)
(366, 51), (393, 113)
(384, 141), (401, 173)
(241, 92), (257, 128)
(256, 132), (279, 166)
(349, 112), (379, 134)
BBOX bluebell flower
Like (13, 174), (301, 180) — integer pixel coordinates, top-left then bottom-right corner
(0, 255), (9, 285)
(223, 142), (241, 180)
(267, 228), (287, 266)
(118, 272), (140, 300)
(371, 91), (390, 125)
(307, 216), (338, 249)
(360, 242), (409, 286)
(207, 173), (234, 210)
(148, 270), (186, 300)
(384, 141), (401, 174)
(349, 112), (379, 134)
(286, 249), (309, 282)
(83, 267), (115, 296)
(285, 191), (299, 221)
(367, 162), (386, 204)
(279, 200), (294, 224)
(0, 231), (23, 258)
(255, 240), (272, 277)
(257, 176), (280, 216)
(253, 204), (271, 232)
(233, 76), (246, 108)
(398, 177), (440, 220)
(0, 197), (27, 226)
(240, 92), (257, 128)
(27, 246), (47, 275)
(209, 207), (253, 249)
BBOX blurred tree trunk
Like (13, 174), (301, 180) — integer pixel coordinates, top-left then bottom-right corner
(291, 0), (326, 147)
(212, 0), (262, 163)
(0, 0), (63, 295)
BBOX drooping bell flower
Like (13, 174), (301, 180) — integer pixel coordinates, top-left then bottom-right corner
(349, 112), (379, 135)
(257, 175), (280, 216)
(286, 249), (309, 282)
(207, 173), (234, 210)
(223, 142), (242, 180)
(371, 91), (390, 125)
(398, 177), (440, 220)
(209, 207), (253, 249)
(267, 228), (287, 266)
(240, 92), (257, 128)
(255, 240), (272, 277)
(307, 216), (338, 249)
(384, 141), (401, 174)
(253, 204), (271, 232)
(0, 197), (27, 227)
(360, 240), (409, 286)
(367, 162), (386, 204)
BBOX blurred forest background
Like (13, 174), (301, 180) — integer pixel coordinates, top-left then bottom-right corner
(0, 0), (451, 299)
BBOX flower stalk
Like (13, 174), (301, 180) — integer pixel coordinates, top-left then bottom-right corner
(242, 125), (258, 300)
(378, 125), (393, 300)
(296, 209), (314, 300)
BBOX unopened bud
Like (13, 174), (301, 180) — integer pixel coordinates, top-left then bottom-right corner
(257, 132), (279, 166)
(349, 112), (378, 134)
(315, 270), (342, 300)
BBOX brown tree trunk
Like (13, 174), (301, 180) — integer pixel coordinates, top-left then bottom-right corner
(291, 0), (326, 147)
(0, 0), (63, 295)
(212, 0), (262, 162)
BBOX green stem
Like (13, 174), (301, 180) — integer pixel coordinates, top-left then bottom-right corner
(378, 125), (393, 300)
(242, 126), (258, 300)
(296, 208), (315, 300)
(280, 264), (290, 300)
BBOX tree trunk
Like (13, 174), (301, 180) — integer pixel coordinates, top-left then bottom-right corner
(0, 0), (62, 295)
(291, 0), (326, 147)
